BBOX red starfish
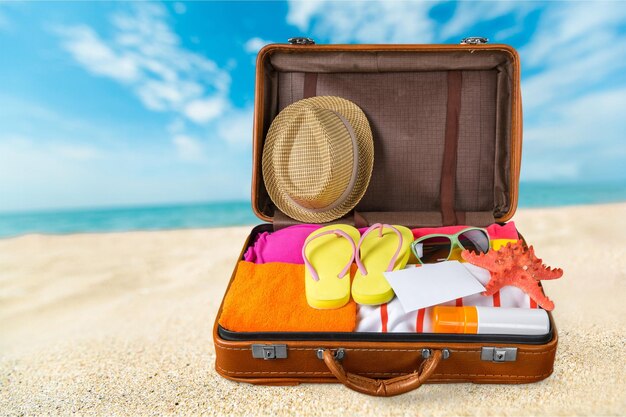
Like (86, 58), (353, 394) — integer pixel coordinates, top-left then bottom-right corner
(461, 241), (563, 311)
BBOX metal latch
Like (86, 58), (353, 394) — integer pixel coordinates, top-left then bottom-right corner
(421, 348), (451, 359)
(288, 37), (316, 45)
(251, 344), (287, 360)
(460, 37), (489, 45)
(481, 347), (517, 362)
(316, 348), (345, 360)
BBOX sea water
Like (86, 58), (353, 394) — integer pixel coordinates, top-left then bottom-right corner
(0, 182), (624, 238)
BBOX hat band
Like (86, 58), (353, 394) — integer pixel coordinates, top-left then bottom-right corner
(283, 110), (360, 214)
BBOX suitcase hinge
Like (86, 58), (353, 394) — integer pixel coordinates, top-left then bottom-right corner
(460, 37), (489, 45)
(481, 347), (517, 362)
(251, 344), (288, 360)
(288, 37), (316, 45)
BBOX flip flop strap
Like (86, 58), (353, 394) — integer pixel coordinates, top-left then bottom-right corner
(302, 230), (356, 282)
(355, 223), (404, 276)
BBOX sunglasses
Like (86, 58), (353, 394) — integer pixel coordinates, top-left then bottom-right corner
(410, 227), (490, 264)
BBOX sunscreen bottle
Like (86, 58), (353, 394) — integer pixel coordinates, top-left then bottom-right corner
(432, 306), (550, 336)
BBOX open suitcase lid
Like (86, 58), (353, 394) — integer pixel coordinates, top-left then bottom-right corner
(251, 41), (522, 228)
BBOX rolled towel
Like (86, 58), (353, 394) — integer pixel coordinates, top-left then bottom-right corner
(243, 224), (321, 264)
(356, 264), (537, 333)
(219, 261), (357, 333)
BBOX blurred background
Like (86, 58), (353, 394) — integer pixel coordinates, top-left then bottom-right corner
(1, 1), (625, 238)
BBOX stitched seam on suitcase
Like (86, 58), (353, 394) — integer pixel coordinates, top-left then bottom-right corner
(216, 364), (331, 375)
(216, 363), (552, 378)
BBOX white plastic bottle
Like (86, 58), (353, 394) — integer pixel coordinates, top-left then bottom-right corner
(432, 306), (550, 336)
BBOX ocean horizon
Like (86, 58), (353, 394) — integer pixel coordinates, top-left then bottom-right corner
(1, 182), (625, 238)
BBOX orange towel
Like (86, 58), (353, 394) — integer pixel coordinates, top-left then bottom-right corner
(219, 261), (357, 332)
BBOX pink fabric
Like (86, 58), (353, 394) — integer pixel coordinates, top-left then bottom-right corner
(243, 224), (322, 264)
(412, 221), (518, 240)
(244, 222), (518, 264)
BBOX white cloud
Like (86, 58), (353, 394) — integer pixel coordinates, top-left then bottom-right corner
(0, 92), (254, 212)
(524, 88), (626, 148)
(522, 43), (626, 111)
(172, 134), (204, 161)
(244, 37), (273, 54)
(183, 96), (227, 123)
(521, 87), (626, 182)
(0, 134), (251, 212)
(216, 107), (253, 148)
(516, 2), (626, 183)
(285, 1), (540, 44)
(0, 135), (101, 165)
(286, 0), (324, 31)
(56, 144), (101, 161)
(287, 1), (437, 43)
(440, 2), (537, 41)
(166, 118), (186, 134)
(54, 3), (231, 125)
(520, 2), (626, 111)
(0, 94), (97, 135)
(50, 1), (255, 175)
(521, 160), (581, 182)
(0, 8), (11, 31)
(0, 136), (106, 212)
(522, 4), (626, 67)
(56, 25), (140, 83)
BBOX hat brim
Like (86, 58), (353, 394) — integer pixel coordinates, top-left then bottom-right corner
(262, 96), (374, 223)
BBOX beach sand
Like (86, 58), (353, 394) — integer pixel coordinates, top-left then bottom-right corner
(1, 203), (625, 416)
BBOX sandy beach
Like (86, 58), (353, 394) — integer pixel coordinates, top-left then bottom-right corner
(1, 203), (625, 416)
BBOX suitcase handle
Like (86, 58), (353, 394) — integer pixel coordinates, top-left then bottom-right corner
(320, 348), (443, 397)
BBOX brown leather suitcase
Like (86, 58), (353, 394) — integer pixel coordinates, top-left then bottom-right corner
(213, 39), (557, 397)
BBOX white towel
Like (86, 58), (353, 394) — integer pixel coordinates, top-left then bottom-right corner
(356, 264), (536, 333)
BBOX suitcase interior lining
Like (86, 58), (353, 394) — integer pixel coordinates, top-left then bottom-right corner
(255, 49), (515, 226)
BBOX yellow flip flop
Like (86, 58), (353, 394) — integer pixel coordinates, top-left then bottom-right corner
(302, 224), (360, 309)
(352, 223), (413, 305)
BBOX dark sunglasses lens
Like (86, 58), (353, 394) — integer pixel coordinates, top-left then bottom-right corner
(458, 229), (490, 254)
(414, 236), (452, 263)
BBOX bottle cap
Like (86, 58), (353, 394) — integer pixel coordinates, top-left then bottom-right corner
(432, 306), (479, 334)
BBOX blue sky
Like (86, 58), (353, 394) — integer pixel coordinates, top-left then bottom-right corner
(0, 1), (625, 212)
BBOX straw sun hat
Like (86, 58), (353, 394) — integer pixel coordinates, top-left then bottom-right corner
(262, 96), (374, 223)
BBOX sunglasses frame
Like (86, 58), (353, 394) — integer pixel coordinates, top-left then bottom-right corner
(410, 227), (490, 264)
